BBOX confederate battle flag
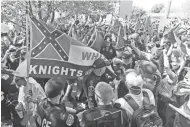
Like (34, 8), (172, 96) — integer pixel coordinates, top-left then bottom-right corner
(28, 16), (112, 79)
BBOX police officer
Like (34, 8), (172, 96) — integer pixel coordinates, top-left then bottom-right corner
(34, 77), (79, 127)
(80, 58), (115, 108)
(100, 33), (117, 61)
(80, 82), (129, 127)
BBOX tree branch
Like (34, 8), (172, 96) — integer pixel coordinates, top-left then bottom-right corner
(29, 0), (33, 16)
(42, 1), (53, 23)
(1, 14), (26, 29)
(5, 4), (18, 16)
(38, 0), (42, 20)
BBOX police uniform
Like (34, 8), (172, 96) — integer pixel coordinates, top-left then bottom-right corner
(83, 71), (114, 108)
(83, 59), (115, 108)
(34, 98), (79, 127)
(80, 104), (129, 127)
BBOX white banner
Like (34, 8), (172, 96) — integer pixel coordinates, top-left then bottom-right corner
(68, 45), (103, 66)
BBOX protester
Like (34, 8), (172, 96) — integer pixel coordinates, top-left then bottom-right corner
(171, 67), (190, 127)
(1, 6), (190, 127)
(115, 70), (163, 127)
(135, 60), (161, 93)
(80, 82), (129, 127)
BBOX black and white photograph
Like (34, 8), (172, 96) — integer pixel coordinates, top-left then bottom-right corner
(1, 0), (190, 127)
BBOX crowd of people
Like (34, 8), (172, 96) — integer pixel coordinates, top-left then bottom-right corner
(1, 13), (190, 127)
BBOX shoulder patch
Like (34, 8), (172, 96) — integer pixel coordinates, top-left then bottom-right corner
(66, 114), (74, 126)
(114, 103), (121, 108)
(60, 112), (66, 120)
(2, 74), (9, 80)
(34, 113), (42, 125)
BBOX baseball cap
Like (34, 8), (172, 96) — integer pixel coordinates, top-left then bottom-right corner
(92, 58), (110, 69)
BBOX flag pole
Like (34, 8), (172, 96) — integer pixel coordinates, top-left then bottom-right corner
(116, 26), (121, 47)
(26, 1), (31, 84)
(24, 1), (31, 126)
(165, 0), (172, 19)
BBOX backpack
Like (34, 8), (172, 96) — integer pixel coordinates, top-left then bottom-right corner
(94, 110), (123, 127)
(123, 91), (163, 127)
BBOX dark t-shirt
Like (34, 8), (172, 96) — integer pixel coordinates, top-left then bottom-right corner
(117, 81), (129, 98)
(34, 98), (79, 127)
(80, 105), (129, 127)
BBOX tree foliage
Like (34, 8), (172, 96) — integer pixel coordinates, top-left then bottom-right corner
(1, 0), (114, 30)
(131, 6), (147, 20)
(151, 4), (164, 13)
(1, 1), (27, 29)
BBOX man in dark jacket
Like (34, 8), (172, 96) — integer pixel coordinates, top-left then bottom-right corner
(80, 82), (129, 127)
(34, 77), (79, 127)
(100, 33), (117, 61)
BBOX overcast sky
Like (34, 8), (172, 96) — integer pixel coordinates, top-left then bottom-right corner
(133, 0), (187, 11)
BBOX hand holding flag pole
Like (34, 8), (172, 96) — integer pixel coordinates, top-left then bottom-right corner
(20, 3), (31, 126)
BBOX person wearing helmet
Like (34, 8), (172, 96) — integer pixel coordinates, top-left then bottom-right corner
(34, 77), (79, 127)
